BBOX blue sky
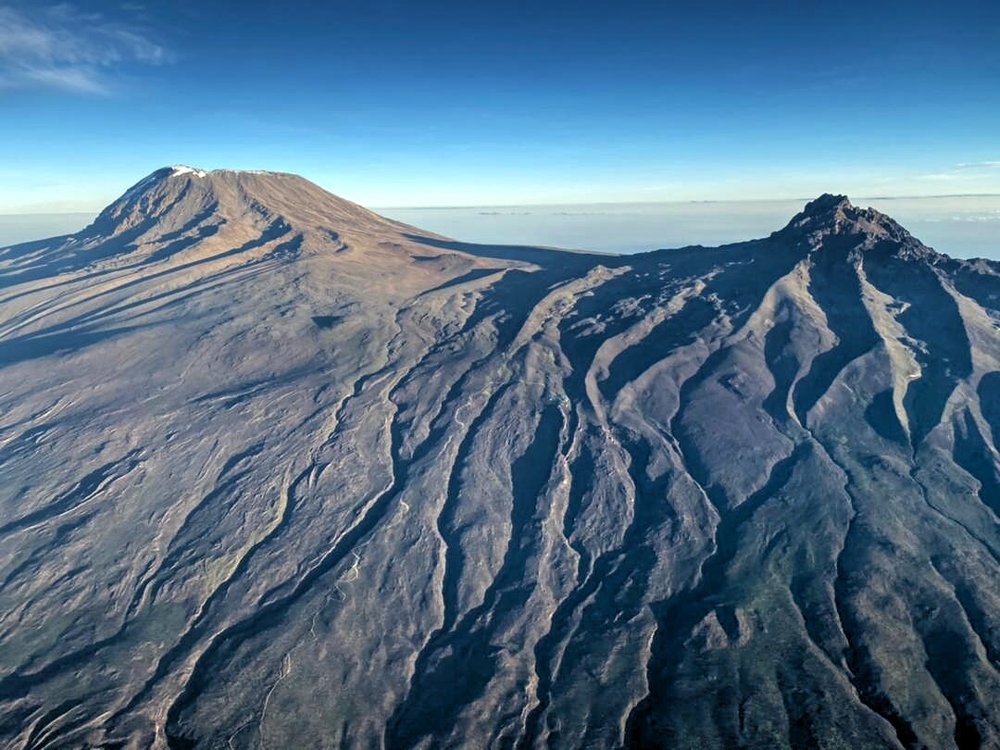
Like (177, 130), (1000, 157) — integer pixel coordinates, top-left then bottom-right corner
(1, 0), (998, 211)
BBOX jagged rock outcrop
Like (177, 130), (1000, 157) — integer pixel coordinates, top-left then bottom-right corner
(0, 172), (997, 749)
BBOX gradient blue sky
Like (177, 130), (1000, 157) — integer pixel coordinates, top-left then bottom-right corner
(1, 0), (999, 211)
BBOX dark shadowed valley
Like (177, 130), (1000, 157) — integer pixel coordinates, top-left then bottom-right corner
(0, 168), (997, 749)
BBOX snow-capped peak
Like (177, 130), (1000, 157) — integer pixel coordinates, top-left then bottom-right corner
(116, 166), (209, 204)
(170, 165), (208, 178)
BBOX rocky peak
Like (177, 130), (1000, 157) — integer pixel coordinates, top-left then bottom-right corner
(776, 192), (929, 260)
(802, 192), (853, 216)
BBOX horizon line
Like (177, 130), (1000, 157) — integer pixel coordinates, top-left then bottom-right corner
(375, 192), (1000, 210)
(4, 192), (1000, 217)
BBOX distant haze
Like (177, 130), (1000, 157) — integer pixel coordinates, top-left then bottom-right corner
(0, 213), (94, 247)
(2, 195), (997, 260)
(382, 196), (1000, 259)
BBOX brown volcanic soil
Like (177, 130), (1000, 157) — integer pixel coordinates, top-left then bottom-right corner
(0, 170), (997, 749)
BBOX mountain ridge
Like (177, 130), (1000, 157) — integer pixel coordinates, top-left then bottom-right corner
(0, 170), (997, 749)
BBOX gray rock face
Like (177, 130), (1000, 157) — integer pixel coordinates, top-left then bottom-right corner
(0, 170), (997, 749)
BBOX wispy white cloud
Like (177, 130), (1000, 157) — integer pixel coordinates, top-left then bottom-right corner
(913, 160), (1000, 185)
(0, 4), (169, 94)
(953, 161), (1000, 170)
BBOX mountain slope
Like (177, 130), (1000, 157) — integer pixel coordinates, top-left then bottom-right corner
(0, 172), (997, 750)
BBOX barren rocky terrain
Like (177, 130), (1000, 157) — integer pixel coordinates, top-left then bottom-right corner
(0, 168), (997, 749)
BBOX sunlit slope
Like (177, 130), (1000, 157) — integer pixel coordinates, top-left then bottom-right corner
(0, 173), (997, 749)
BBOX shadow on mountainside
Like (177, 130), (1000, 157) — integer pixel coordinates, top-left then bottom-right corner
(403, 233), (616, 268)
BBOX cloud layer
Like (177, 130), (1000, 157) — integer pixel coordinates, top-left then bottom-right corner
(0, 4), (168, 93)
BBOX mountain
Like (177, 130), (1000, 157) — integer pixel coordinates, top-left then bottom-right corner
(0, 168), (997, 750)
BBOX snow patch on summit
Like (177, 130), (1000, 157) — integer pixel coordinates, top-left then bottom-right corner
(170, 166), (208, 178)
(119, 166), (208, 203)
